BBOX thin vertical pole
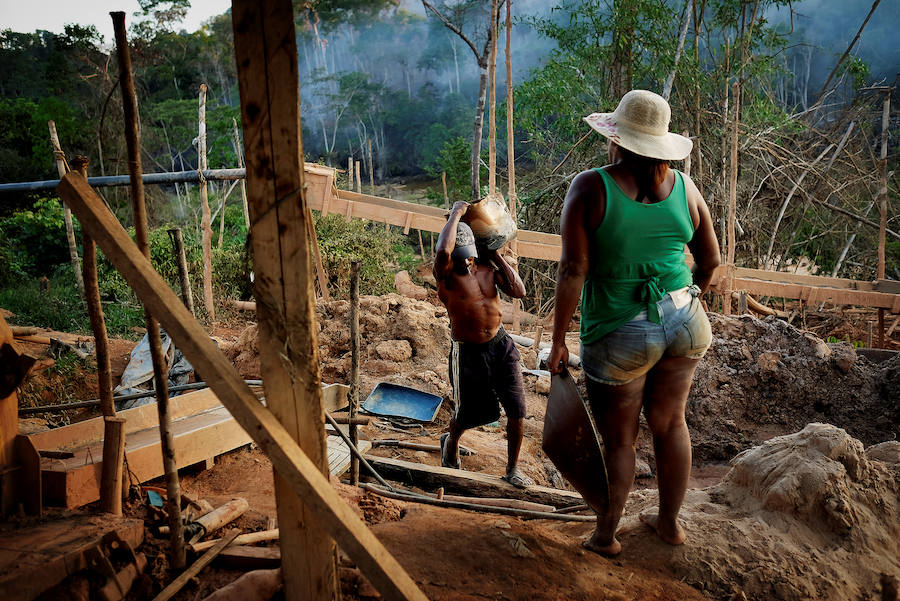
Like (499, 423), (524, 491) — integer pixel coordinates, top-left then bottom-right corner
(74, 155), (123, 516)
(349, 261), (361, 486)
(367, 138), (375, 195)
(48, 121), (85, 295)
(111, 11), (185, 569)
(198, 83), (215, 321)
(348, 157), (354, 191)
(441, 171), (448, 208)
(505, 0), (521, 332)
(724, 81), (739, 316)
(355, 160), (361, 194)
(168, 228), (195, 315)
(232, 117), (250, 230)
(877, 91), (890, 347)
(487, 0), (499, 197)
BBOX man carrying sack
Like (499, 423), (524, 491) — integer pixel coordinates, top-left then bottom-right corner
(433, 201), (533, 488)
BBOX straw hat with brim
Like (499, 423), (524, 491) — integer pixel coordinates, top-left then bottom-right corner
(583, 90), (692, 161)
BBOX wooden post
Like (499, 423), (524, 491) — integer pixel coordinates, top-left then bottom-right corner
(232, 2), (338, 597)
(349, 261), (361, 486)
(505, 0), (521, 333)
(233, 117), (251, 230)
(487, 0), (499, 197)
(198, 83), (215, 321)
(441, 171), (448, 208)
(368, 138), (375, 195)
(532, 325), (543, 370)
(877, 91), (890, 348)
(683, 130), (691, 176)
(355, 160), (362, 194)
(48, 121), (85, 295)
(417, 229), (425, 260)
(348, 157), (354, 191)
(167, 228), (195, 315)
(57, 170), (428, 601)
(111, 11), (186, 569)
(724, 81), (739, 315)
(73, 155), (123, 515)
(306, 214), (331, 301)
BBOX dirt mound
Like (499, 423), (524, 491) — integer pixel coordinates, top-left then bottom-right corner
(622, 423), (900, 601)
(687, 313), (898, 461)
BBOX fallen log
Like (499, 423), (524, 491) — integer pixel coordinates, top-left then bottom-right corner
(362, 454), (584, 508)
(11, 326), (41, 336)
(732, 292), (789, 319)
(14, 335), (52, 345)
(189, 528), (279, 553)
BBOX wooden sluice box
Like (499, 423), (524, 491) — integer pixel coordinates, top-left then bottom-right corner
(27, 383), (356, 509)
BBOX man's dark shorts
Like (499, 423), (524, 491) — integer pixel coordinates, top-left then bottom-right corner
(448, 327), (526, 429)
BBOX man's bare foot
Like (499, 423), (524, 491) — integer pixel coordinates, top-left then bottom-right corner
(639, 511), (686, 545)
(581, 531), (622, 557)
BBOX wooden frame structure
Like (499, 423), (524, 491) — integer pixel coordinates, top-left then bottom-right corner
(305, 170), (900, 314)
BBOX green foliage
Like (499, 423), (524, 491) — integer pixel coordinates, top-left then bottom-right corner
(314, 214), (403, 296)
(0, 198), (76, 278)
(424, 137), (484, 203)
(0, 272), (143, 338)
(826, 336), (866, 349)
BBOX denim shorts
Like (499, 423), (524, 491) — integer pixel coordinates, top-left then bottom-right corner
(580, 286), (712, 386)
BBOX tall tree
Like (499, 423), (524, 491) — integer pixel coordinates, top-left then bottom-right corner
(422, 0), (504, 200)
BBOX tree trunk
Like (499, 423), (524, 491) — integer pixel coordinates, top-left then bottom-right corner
(471, 59), (489, 200)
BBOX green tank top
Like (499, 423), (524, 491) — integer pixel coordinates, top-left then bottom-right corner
(580, 167), (695, 344)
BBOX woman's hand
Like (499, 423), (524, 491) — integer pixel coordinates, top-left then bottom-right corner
(547, 342), (569, 375)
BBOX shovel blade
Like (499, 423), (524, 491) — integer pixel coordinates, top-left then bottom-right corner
(542, 368), (610, 511)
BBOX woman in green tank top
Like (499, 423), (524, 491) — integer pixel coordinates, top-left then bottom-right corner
(547, 90), (721, 557)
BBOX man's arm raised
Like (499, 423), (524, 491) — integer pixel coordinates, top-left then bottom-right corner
(433, 201), (468, 281)
(490, 248), (526, 298)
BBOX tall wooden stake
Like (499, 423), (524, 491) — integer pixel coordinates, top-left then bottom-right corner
(349, 261), (361, 486)
(725, 81), (739, 315)
(441, 171), (448, 208)
(198, 83), (215, 321)
(505, 0), (521, 332)
(877, 90), (890, 347)
(73, 155), (123, 515)
(168, 228), (195, 315)
(48, 121), (85, 295)
(111, 11), (185, 568)
(487, 0), (499, 197)
(348, 157), (354, 191)
(368, 138), (375, 195)
(355, 160), (362, 194)
(233, 117), (251, 229)
(232, 2), (337, 597)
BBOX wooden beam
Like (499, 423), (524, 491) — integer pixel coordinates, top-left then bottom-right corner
(57, 172), (426, 601)
(363, 455), (583, 508)
(232, 1), (344, 598)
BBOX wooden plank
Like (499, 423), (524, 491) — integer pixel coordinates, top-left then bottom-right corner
(733, 267), (877, 291)
(733, 278), (899, 310)
(232, 1), (337, 597)
(363, 455), (583, 508)
(57, 172), (426, 601)
(0, 315), (18, 514)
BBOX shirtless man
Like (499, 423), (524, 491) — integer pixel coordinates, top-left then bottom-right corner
(434, 201), (532, 488)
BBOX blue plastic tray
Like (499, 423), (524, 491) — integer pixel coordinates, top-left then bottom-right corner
(361, 382), (443, 423)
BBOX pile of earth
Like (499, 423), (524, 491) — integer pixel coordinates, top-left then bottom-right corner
(618, 423), (900, 601)
(687, 313), (899, 461)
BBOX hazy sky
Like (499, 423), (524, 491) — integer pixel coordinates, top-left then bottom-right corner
(0, 0), (232, 42)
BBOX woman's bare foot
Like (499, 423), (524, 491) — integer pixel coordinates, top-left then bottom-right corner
(582, 530), (622, 556)
(639, 511), (686, 545)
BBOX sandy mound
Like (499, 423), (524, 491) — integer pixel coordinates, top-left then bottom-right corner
(687, 314), (898, 461)
(622, 423), (900, 601)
